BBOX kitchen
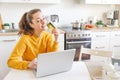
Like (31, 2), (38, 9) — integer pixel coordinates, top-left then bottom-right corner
(1, 0), (120, 80)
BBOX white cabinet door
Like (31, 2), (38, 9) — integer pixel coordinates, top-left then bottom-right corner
(91, 40), (109, 50)
(0, 35), (19, 80)
(109, 40), (120, 57)
(58, 34), (64, 51)
(91, 32), (110, 51)
(102, 0), (120, 4)
(84, 0), (120, 4)
(0, 0), (60, 4)
(109, 31), (120, 57)
(85, 0), (102, 4)
(31, 0), (60, 3)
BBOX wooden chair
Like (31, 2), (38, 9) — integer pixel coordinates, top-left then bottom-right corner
(79, 46), (112, 61)
(79, 46), (113, 80)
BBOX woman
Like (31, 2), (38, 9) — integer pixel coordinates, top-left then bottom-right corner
(7, 9), (59, 70)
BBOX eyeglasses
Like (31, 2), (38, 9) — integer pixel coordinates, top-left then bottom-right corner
(32, 17), (46, 23)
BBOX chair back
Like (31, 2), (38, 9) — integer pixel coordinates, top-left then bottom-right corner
(79, 46), (112, 61)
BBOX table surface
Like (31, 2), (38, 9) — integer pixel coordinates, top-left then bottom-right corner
(3, 62), (91, 80)
(85, 61), (103, 80)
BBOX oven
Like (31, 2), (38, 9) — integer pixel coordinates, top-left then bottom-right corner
(65, 30), (92, 61)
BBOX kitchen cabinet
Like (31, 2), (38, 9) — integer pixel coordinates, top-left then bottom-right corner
(82, 0), (120, 4)
(0, 35), (19, 80)
(0, 0), (60, 4)
(92, 30), (120, 58)
(85, 0), (101, 4)
(58, 34), (64, 51)
(91, 31), (110, 51)
(109, 31), (120, 57)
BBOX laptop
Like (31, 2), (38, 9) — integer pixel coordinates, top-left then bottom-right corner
(33, 49), (76, 78)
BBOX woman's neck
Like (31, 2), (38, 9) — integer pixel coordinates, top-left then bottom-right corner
(34, 30), (41, 37)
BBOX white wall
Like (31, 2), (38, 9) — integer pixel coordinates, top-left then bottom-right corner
(0, 0), (114, 28)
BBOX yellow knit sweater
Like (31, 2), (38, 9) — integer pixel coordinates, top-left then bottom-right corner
(7, 31), (58, 70)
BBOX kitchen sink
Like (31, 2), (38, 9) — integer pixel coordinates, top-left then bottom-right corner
(0, 29), (19, 33)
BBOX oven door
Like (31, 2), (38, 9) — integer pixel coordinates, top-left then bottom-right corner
(66, 41), (91, 61)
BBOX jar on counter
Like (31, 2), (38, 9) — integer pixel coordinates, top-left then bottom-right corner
(71, 20), (80, 29)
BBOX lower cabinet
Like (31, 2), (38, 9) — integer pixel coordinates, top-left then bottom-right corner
(91, 31), (110, 51)
(92, 31), (120, 57)
(0, 35), (19, 80)
(109, 31), (120, 57)
(58, 34), (64, 51)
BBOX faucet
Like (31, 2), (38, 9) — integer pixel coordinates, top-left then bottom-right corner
(11, 23), (15, 29)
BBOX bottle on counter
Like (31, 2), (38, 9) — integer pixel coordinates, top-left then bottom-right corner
(80, 19), (85, 30)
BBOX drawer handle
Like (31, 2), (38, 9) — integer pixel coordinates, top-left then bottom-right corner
(114, 45), (120, 47)
(115, 34), (120, 37)
(96, 47), (105, 49)
(96, 35), (105, 37)
(1, 39), (16, 42)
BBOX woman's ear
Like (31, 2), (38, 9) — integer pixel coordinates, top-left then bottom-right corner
(29, 23), (34, 28)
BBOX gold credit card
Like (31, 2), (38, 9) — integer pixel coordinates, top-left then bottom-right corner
(47, 22), (55, 31)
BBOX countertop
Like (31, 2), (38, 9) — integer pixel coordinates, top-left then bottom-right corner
(90, 27), (120, 32)
(3, 62), (91, 80)
(0, 29), (65, 36)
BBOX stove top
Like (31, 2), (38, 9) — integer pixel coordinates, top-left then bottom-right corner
(59, 27), (92, 39)
(58, 27), (89, 32)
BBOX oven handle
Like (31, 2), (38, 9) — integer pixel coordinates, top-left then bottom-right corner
(66, 41), (91, 44)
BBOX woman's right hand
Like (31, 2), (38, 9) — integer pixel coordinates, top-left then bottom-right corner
(28, 58), (37, 69)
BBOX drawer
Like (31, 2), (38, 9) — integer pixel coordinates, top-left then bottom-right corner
(0, 36), (19, 41)
(91, 40), (109, 51)
(110, 31), (120, 39)
(92, 32), (110, 40)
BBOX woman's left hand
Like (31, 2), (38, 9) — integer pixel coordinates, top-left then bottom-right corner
(52, 29), (59, 42)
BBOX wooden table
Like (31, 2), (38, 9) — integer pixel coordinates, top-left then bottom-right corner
(85, 61), (103, 80)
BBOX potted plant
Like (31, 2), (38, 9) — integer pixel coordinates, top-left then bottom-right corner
(96, 20), (103, 28)
(3, 23), (10, 29)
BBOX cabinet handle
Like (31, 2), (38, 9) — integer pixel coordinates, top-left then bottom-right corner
(96, 35), (105, 37)
(114, 45), (120, 47)
(115, 34), (120, 37)
(1, 39), (16, 42)
(95, 47), (105, 49)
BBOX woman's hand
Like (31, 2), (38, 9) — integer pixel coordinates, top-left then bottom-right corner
(52, 29), (59, 42)
(28, 58), (37, 69)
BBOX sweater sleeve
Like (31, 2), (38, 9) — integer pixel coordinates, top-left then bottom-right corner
(46, 34), (59, 52)
(7, 36), (29, 70)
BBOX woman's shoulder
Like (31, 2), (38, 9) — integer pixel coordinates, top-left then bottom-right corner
(42, 31), (52, 38)
(20, 34), (30, 38)
(42, 31), (51, 35)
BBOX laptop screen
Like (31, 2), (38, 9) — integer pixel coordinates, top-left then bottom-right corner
(35, 49), (76, 77)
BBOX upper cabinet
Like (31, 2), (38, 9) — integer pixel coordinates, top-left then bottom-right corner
(0, 0), (61, 4)
(83, 0), (120, 4)
(85, 0), (101, 4)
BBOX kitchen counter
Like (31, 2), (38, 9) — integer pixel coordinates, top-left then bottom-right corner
(0, 32), (18, 36)
(0, 29), (65, 36)
(90, 27), (120, 32)
(3, 62), (91, 80)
